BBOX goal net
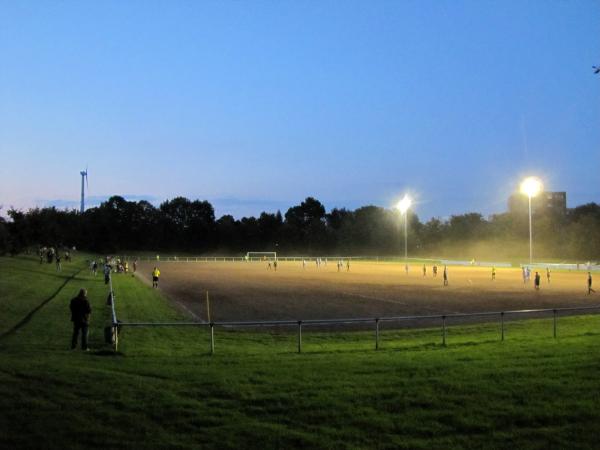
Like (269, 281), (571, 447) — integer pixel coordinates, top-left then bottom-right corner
(245, 252), (277, 261)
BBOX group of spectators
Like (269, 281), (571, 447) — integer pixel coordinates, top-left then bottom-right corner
(88, 256), (139, 283)
(38, 246), (72, 271)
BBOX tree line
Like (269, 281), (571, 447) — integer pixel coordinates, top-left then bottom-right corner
(1, 196), (599, 260)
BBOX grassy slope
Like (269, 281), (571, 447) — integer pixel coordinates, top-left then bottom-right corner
(1, 255), (599, 449)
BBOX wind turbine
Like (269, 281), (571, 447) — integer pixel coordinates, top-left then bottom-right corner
(80, 167), (89, 213)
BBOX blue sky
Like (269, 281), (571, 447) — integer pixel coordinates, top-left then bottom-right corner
(1, 0), (599, 220)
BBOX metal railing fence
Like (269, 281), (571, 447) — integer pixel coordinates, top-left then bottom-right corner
(106, 274), (119, 350)
(111, 304), (600, 355)
(116, 255), (600, 270)
(118, 255), (441, 263)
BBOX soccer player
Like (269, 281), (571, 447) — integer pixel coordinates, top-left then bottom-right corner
(267, 261), (272, 270)
(152, 267), (161, 288)
(432, 265), (438, 277)
(346, 260), (350, 272)
(534, 272), (541, 290)
(273, 260), (278, 272)
(422, 264), (426, 277)
(546, 268), (551, 284)
(443, 266), (448, 286)
(405, 264), (409, 275)
(491, 267), (496, 281)
(588, 272), (595, 294)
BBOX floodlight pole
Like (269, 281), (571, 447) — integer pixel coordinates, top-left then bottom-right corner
(528, 194), (533, 265)
(404, 210), (408, 261)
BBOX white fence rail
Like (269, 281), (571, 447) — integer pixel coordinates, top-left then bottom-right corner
(440, 260), (512, 268)
(118, 255), (443, 263)
(522, 262), (600, 271)
(110, 298), (600, 354)
(115, 255), (600, 270)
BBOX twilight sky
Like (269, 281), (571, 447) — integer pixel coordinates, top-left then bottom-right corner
(1, 1), (599, 220)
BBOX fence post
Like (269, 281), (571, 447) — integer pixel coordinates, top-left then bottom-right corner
(501, 312), (505, 341)
(553, 309), (557, 338)
(113, 325), (119, 352)
(210, 323), (215, 355)
(442, 315), (446, 346)
(375, 318), (380, 350)
(297, 321), (302, 354)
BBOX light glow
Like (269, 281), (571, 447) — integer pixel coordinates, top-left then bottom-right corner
(396, 195), (412, 214)
(520, 177), (543, 198)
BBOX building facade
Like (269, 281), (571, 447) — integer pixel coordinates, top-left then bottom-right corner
(508, 191), (567, 216)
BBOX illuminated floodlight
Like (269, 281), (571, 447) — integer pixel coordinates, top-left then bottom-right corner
(519, 176), (543, 265)
(395, 194), (412, 261)
(396, 195), (412, 215)
(520, 177), (543, 198)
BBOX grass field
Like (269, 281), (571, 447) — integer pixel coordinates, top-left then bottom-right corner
(1, 254), (600, 449)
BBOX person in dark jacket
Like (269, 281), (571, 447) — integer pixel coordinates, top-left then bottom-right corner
(103, 264), (111, 285)
(70, 288), (92, 350)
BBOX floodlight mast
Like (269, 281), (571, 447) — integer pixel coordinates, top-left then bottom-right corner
(396, 195), (412, 261)
(520, 177), (543, 265)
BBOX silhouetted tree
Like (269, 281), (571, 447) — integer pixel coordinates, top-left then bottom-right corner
(3, 197), (599, 259)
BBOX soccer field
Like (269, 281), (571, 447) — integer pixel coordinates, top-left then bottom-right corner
(134, 260), (595, 323)
(2, 255), (600, 449)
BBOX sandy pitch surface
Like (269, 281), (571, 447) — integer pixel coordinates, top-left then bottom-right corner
(133, 261), (597, 322)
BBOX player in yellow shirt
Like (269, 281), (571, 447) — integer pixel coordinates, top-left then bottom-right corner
(152, 267), (161, 288)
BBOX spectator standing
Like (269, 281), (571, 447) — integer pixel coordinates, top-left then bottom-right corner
(70, 288), (92, 351)
(104, 264), (111, 285)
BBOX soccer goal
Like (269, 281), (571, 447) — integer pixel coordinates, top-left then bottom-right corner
(245, 251), (277, 261)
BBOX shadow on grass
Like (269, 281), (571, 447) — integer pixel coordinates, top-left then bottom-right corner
(5, 265), (84, 281)
(91, 349), (124, 357)
(0, 268), (84, 341)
